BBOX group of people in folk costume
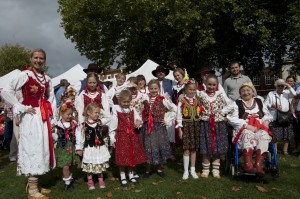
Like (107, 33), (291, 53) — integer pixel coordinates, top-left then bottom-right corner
(1, 48), (300, 199)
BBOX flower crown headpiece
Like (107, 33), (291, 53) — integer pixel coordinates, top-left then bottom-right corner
(185, 78), (196, 85)
(61, 87), (76, 100)
(60, 101), (74, 112)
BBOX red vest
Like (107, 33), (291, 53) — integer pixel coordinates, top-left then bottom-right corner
(22, 76), (49, 107)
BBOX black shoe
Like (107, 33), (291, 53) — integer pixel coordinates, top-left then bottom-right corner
(143, 172), (150, 179)
(63, 179), (74, 191)
(63, 184), (72, 192)
(157, 171), (166, 178)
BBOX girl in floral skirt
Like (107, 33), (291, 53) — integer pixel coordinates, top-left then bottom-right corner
(141, 79), (177, 178)
(55, 101), (82, 191)
(198, 74), (231, 178)
(77, 103), (111, 190)
(176, 79), (201, 180)
(109, 90), (147, 186)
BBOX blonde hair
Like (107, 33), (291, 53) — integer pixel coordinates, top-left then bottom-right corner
(116, 73), (126, 80)
(118, 89), (132, 102)
(30, 48), (46, 60)
(173, 68), (185, 77)
(85, 103), (100, 116)
(148, 79), (160, 90)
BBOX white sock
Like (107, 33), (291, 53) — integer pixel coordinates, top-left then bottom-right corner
(63, 176), (72, 185)
(183, 155), (189, 173)
(128, 171), (134, 179)
(190, 167), (196, 173)
(212, 163), (220, 173)
(120, 172), (126, 180)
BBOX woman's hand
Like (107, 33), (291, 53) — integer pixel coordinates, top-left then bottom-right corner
(76, 150), (83, 156)
(178, 128), (183, 139)
(247, 125), (258, 133)
(25, 107), (36, 115)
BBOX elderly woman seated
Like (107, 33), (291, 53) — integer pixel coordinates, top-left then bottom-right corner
(223, 83), (273, 176)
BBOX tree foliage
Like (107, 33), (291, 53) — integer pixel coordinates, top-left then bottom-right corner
(0, 44), (31, 76)
(58, 0), (300, 77)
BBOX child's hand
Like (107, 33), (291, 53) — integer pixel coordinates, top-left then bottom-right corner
(15, 116), (20, 126)
(135, 120), (142, 128)
(178, 128), (183, 139)
(51, 124), (55, 132)
(262, 120), (270, 128)
(76, 150), (83, 156)
(161, 119), (166, 126)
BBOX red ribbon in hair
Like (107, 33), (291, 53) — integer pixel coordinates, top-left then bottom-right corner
(233, 114), (272, 144)
(40, 98), (55, 168)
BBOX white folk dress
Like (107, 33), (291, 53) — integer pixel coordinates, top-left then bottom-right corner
(225, 99), (273, 153)
(2, 70), (56, 175)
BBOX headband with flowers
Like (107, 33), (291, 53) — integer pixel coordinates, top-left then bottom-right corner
(60, 87), (76, 100)
(185, 78), (196, 85)
(60, 101), (74, 112)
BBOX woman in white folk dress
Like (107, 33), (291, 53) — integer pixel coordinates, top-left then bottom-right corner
(1, 49), (56, 199)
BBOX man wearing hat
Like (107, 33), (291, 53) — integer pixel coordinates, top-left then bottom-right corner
(73, 63), (108, 94)
(223, 61), (255, 101)
(152, 65), (173, 99)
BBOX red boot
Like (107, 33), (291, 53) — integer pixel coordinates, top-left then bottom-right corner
(243, 148), (256, 173)
(254, 149), (266, 176)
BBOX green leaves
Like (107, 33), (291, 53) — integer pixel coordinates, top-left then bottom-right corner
(0, 44), (31, 76)
(58, 0), (300, 74)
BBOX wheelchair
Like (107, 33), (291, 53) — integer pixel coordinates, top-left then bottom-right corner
(225, 140), (279, 179)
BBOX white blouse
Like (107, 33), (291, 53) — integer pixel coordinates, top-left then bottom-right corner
(108, 105), (141, 145)
(264, 88), (296, 120)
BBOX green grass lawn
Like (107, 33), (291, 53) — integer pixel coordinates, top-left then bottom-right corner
(1, 149), (300, 199)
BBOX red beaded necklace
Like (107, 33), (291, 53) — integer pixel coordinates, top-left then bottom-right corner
(86, 119), (98, 125)
(31, 68), (46, 85)
(177, 81), (184, 88)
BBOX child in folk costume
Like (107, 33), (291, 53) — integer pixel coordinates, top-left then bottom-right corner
(109, 90), (147, 186)
(198, 74), (231, 178)
(107, 73), (127, 107)
(77, 103), (111, 190)
(176, 79), (201, 180)
(55, 101), (82, 191)
(75, 72), (111, 125)
(55, 87), (77, 121)
(141, 79), (177, 178)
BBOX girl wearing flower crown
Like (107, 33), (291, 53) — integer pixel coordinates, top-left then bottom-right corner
(55, 101), (82, 191)
(77, 103), (111, 190)
(197, 74), (231, 178)
(141, 79), (177, 178)
(109, 90), (147, 186)
(75, 72), (111, 126)
(176, 79), (202, 180)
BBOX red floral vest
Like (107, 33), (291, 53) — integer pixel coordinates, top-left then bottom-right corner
(83, 92), (103, 111)
(142, 97), (165, 122)
(22, 76), (49, 107)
